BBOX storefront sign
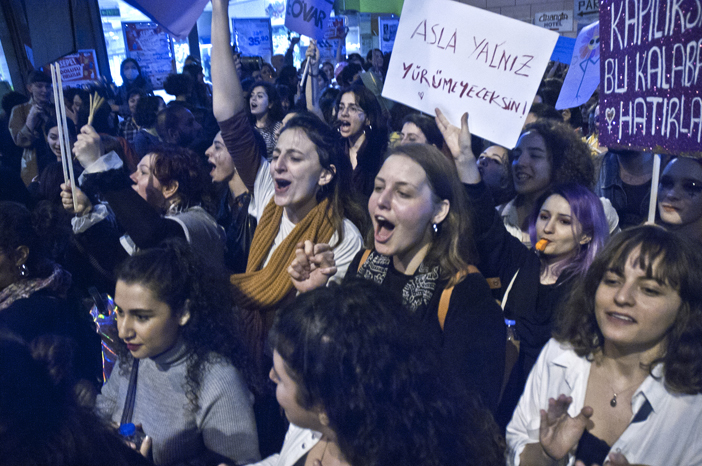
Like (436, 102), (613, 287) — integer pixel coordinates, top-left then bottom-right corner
(233, 18), (273, 62)
(599, 0), (702, 154)
(57, 50), (100, 87)
(378, 17), (399, 54)
(575, 0), (599, 18)
(535, 10), (573, 32)
(284, 0), (335, 39)
(123, 22), (175, 90)
(324, 17), (348, 40)
(382, 0), (558, 149)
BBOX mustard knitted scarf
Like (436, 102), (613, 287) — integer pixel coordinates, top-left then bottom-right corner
(231, 197), (335, 360)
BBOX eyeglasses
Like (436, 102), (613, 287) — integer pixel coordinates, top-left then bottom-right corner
(338, 104), (364, 115)
(659, 175), (702, 198)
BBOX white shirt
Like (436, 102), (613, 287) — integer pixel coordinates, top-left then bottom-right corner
(248, 158), (363, 284)
(506, 339), (702, 466)
(249, 424), (321, 466)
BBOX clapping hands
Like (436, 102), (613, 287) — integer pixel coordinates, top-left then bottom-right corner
(288, 240), (337, 293)
(539, 394), (594, 462)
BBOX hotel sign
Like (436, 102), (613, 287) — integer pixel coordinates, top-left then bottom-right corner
(534, 10), (574, 32)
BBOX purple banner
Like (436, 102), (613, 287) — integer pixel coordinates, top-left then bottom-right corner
(599, 0), (702, 155)
(284, 0), (334, 39)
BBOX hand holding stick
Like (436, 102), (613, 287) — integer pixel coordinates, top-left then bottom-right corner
(50, 63), (78, 212)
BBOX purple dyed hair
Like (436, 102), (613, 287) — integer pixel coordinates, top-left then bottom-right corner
(528, 183), (609, 278)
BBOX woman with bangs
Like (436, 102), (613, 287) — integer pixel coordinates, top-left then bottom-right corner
(289, 141), (506, 413)
(436, 111), (610, 429)
(335, 84), (389, 200)
(210, 0), (364, 369)
(507, 226), (702, 466)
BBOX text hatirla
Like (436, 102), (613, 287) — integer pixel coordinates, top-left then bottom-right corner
(287, 0), (328, 28)
(410, 20), (457, 53)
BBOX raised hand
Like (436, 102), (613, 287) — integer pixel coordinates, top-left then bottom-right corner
(73, 125), (103, 168)
(306, 39), (320, 69)
(26, 103), (44, 130)
(435, 108), (472, 160)
(435, 108), (480, 183)
(539, 394), (594, 462)
(288, 240), (337, 293)
(60, 181), (92, 216)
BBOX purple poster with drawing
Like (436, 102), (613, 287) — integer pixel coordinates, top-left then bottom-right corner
(599, 0), (702, 155)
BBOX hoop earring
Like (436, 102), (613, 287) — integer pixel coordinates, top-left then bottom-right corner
(19, 264), (28, 277)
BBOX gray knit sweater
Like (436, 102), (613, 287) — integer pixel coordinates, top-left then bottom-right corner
(96, 340), (260, 465)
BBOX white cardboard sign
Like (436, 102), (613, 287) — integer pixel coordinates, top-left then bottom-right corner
(382, 0), (559, 148)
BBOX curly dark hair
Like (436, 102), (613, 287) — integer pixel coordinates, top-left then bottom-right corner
(133, 96), (161, 128)
(247, 80), (284, 124)
(113, 239), (261, 410)
(163, 73), (194, 98)
(147, 144), (207, 209)
(0, 201), (56, 280)
(1, 330), (147, 465)
(270, 279), (505, 466)
(516, 119), (595, 189)
(555, 226), (702, 394)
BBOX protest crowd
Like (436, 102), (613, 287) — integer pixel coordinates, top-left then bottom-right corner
(1, 0), (702, 465)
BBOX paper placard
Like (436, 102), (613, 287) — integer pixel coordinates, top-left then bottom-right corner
(599, 0), (702, 155)
(382, 0), (558, 148)
(57, 50), (100, 87)
(284, 0), (334, 39)
(232, 18), (273, 63)
(555, 21), (600, 110)
(123, 22), (175, 90)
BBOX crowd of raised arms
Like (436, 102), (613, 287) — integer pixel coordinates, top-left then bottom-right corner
(1, 0), (702, 465)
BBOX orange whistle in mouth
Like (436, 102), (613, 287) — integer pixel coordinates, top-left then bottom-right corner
(535, 239), (550, 252)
